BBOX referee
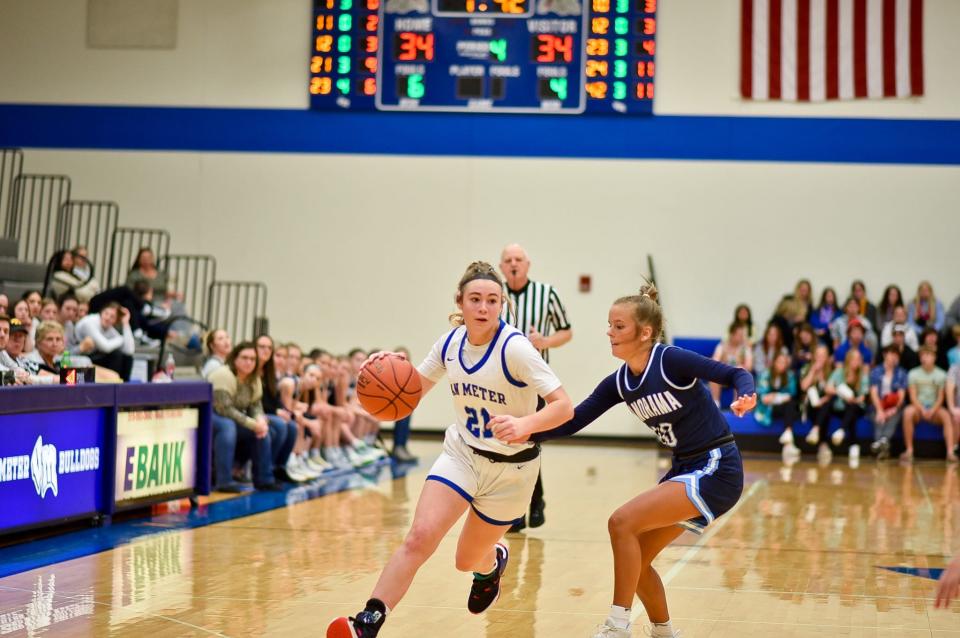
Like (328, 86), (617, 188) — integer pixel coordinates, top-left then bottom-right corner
(499, 243), (572, 532)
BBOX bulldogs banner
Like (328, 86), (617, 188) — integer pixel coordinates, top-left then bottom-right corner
(0, 410), (106, 533)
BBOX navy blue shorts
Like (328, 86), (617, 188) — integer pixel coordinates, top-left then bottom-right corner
(659, 442), (744, 534)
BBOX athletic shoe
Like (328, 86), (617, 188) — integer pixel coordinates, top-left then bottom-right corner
(877, 438), (891, 460)
(778, 429), (794, 446)
(327, 600), (386, 638)
(816, 444), (832, 466)
(391, 445), (418, 463)
(296, 454), (322, 479)
(805, 427), (820, 446)
(591, 621), (631, 638)
(468, 543), (508, 614)
(355, 441), (387, 461)
(831, 428), (845, 447)
(529, 500), (546, 528)
(284, 457), (310, 482)
(848, 444), (860, 460)
(344, 445), (374, 468)
(306, 451), (333, 473)
(326, 447), (353, 470)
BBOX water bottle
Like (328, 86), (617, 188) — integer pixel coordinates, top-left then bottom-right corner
(60, 349), (72, 369)
(164, 353), (176, 380)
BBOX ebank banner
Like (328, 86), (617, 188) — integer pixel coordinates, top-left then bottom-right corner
(115, 408), (198, 505)
(0, 410), (106, 533)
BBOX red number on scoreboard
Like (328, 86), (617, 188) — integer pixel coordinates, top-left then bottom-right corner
(311, 56), (333, 73)
(635, 82), (654, 98)
(316, 15), (334, 31)
(641, 39), (655, 55)
(636, 61), (654, 77)
(316, 35), (334, 52)
(310, 77), (333, 95)
(644, 0), (656, 11)
(364, 56), (378, 72)
(363, 78), (377, 95)
(591, 17), (609, 34)
(643, 17), (656, 34)
(366, 15), (379, 31)
(398, 32), (435, 61)
(586, 60), (608, 77)
(367, 0), (380, 8)
(536, 34), (573, 63)
(365, 35), (379, 52)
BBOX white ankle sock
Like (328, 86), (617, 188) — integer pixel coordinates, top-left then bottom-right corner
(607, 605), (631, 630)
(651, 620), (674, 637)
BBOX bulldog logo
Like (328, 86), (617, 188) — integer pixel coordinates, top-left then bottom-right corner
(31, 436), (58, 498)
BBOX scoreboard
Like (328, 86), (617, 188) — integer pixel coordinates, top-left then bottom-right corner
(308, 0), (657, 114)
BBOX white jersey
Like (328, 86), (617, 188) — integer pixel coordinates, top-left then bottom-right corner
(419, 319), (562, 455)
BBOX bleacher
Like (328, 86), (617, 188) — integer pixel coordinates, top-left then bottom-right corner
(0, 146), (268, 374)
(674, 336), (954, 458)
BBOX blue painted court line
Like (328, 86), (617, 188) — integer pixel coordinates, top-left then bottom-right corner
(879, 565), (945, 581)
(0, 458), (416, 580)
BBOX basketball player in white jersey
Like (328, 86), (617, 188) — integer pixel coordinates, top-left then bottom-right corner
(327, 261), (573, 638)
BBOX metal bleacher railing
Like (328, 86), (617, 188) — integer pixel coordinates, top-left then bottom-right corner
(161, 254), (217, 323)
(207, 281), (268, 342)
(55, 200), (119, 280)
(0, 148), (24, 234)
(106, 227), (170, 288)
(5, 174), (71, 263)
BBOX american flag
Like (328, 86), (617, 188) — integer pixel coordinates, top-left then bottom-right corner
(741, 0), (924, 101)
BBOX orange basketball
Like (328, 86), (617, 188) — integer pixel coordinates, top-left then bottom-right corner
(357, 353), (422, 421)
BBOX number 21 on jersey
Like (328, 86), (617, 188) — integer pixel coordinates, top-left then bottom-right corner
(465, 406), (493, 439)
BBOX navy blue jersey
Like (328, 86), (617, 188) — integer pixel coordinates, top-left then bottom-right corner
(533, 343), (755, 456)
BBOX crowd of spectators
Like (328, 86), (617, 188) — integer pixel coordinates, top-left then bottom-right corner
(1, 245), (418, 494)
(714, 280), (960, 464)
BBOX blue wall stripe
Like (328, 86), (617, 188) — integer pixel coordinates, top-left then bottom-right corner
(1, 103), (958, 165)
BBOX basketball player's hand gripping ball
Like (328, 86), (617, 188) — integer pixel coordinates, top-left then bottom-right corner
(357, 352), (423, 421)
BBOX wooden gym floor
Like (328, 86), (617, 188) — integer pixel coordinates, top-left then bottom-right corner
(0, 440), (958, 637)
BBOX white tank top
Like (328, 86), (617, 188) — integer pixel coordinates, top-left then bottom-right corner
(419, 320), (562, 455)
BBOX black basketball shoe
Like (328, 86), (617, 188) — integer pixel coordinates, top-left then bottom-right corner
(327, 599), (386, 638)
(467, 543), (509, 614)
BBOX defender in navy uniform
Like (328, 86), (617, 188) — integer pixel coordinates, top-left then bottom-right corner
(491, 283), (756, 638)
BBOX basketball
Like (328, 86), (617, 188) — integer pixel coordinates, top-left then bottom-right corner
(356, 353), (422, 421)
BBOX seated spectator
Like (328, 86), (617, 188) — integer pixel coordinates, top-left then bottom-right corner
(12, 299), (34, 352)
(49, 249), (101, 303)
(948, 325), (960, 368)
(756, 352), (799, 450)
(710, 321), (753, 404)
(890, 324), (920, 371)
(793, 279), (815, 323)
(811, 286), (839, 346)
(280, 363), (332, 476)
(901, 346), (955, 463)
(201, 329), (232, 378)
(73, 302), (135, 380)
(209, 343), (284, 492)
(22, 289), (42, 320)
(127, 247), (180, 302)
(285, 342), (304, 379)
(908, 280), (944, 332)
(850, 279), (878, 330)
(880, 305), (919, 350)
(918, 326), (950, 370)
(0, 293), (8, 316)
(57, 292), (88, 354)
(822, 349), (870, 456)
(39, 298), (58, 322)
(733, 303), (754, 343)
(831, 296), (877, 353)
(22, 320), (112, 382)
(834, 319), (873, 367)
(1, 317), (27, 383)
(792, 322), (817, 374)
(876, 284), (905, 335)
(78, 301), (89, 319)
(753, 323), (788, 378)
(868, 345), (908, 460)
(948, 361), (960, 458)
(255, 334), (301, 482)
(770, 295), (806, 352)
(801, 344), (834, 448)
(346, 348), (386, 458)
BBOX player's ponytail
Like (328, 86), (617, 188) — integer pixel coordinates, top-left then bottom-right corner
(450, 261), (507, 327)
(615, 278), (664, 342)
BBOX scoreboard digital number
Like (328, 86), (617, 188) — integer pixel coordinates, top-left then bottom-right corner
(308, 0), (656, 114)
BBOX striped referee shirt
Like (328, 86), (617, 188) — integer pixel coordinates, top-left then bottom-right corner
(500, 279), (571, 363)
